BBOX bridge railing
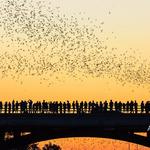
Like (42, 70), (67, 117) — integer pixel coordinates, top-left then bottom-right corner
(0, 105), (148, 114)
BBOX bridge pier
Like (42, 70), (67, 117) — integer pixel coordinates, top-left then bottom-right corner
(0, 131), (5, 149)
(13, 131), (21, 140)
(147, 132), (150, 137)
(0, 131), (5, 141)
(147, 131), (150, 143)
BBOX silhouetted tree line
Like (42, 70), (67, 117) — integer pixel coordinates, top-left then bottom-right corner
(27, 142), (61, 150)
(0, 100), (150, 114)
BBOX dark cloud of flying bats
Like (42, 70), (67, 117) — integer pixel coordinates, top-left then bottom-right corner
(0, 0), (149, 87)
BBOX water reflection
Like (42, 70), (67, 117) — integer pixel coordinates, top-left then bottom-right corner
(37, 138), (150, 150)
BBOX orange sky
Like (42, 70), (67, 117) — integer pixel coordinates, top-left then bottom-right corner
(0, 0), (150, 149)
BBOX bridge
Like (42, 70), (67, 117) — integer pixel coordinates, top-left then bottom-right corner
(0, 111), (150, 150)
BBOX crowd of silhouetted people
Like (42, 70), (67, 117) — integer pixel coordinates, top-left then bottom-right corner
(0, 100), (150, 114)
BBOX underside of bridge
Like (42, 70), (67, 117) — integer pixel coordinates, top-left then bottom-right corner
(0, 128), (150, 150)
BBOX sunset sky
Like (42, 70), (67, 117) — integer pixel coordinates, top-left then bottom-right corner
(0, 0), (150, 149)
(0, 0), (150, 101)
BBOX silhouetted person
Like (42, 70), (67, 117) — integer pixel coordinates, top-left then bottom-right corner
(104, 101), (108, 112)
(59, 102), (62, 114)
(76, 101), (79, 113)
(115, 101), (118, 112)
(55, 102), (58, 114)
(28, 100), (33, 113)
(84, 101), (87, 112)
(67, 101), (71, 113)
(109, 100), (113, 111)
(72, 101), (75, 113)
(88, 101), (91, 112)
(12, 100), (15, 113)
(118, 101), (122, 112)
(130, 101), (134, 113)
(80, 101), (84, 113)
(23, 100), (27, 113)
(91, 101), (95, 112)
(134, 100), (138, 113)
(0, 101), (2, 113)
(126, 101), (130, 112)
(42, 100), (47, 113)
(38, 101), (42, 113)
(141, 101), (145, 113)
(95, 102), (99, 113)
(33, 103), (37, 113)
(49, 102), (52, 113)
(8, 102), (11, 113)
(4, 102), (7, 113)
(63, 102), (66, 114)
(122, 103), (126, 112)
(99, 101), (103, 112)
(145, 101), (150, 113)
(16, 101), (19, 113)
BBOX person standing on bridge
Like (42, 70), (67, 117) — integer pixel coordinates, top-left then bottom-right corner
(134, 100), (138, 113)
(8, 102), (11, 113)
(42, 100), (48, 113)
(63, 102), (66, 114)
(126, 101), (130, 113)
(76, 101), (79, 113)
(141, 101), (145, 113)
(12, 100), (15, 113)
(28, 100), (33, 113)
(72, 101), (75, 113)
(15, 101), (19, 113)
(103, 101), (108, 112)
(80, 101), (84, 113)
(114, 101), (122, 112)
(88, 101), (91, 113)
(0, 101), (2, 113)
(32, 102), (37, 113)
(4, 102), (7, 113)
(145, 101), (150, 113)
(99, 101), (103, 112)
(122, 102), (126, 112)
(109, 100), (113, 111)
(95, 102), (99, 113)
(84, 101), (87, 113)
(67, 101), (71, 113)
(114, 101), (118, 112)
(38, 101), (42, 113)
(59, 101), (62, 114)
(55, 101), (59, 114)
(48, 101), (52, 113)
(130, 101), (134, 113)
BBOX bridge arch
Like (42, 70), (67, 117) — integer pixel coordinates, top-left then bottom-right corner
(5, 128), (150, 149)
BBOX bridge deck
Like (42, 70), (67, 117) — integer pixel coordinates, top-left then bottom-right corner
(0, 112), (150, 133)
